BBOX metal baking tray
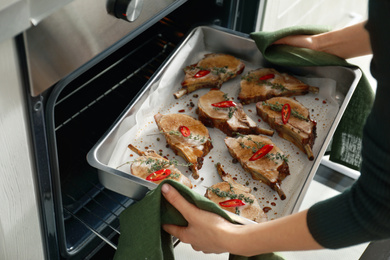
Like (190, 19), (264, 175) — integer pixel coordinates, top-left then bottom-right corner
(87, 25), (361, 224)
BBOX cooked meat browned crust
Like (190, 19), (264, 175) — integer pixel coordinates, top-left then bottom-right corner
(205, 163), (268, 223)
(174, 53), (245, 99)
(197, 89), (274, 136)
(256, 97), (317, 160)
(238, 68), (319, 104)
(127, 144), (193, 189)
(154, 113), (213, 179)
(224, 135), (290, 200)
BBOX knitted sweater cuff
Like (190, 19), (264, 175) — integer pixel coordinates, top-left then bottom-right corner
(307, 191), (373, 249)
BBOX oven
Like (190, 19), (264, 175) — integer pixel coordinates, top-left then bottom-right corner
(1, 0), (380, 259)
(18, 0), (263, 259)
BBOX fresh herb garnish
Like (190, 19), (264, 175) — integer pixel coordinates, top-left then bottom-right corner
(262, 101), (309, 122)
(265, 152), (289, 164)
(168, 173), (181, 179)
(212, 93), (237, 118)
(233, 133), (289, 164)
(184, 65), (234, 77)
(242, 72), (289, 92)
(213, 106), (237, 118)
(117, 157), (193, 173)
(208, 187), (254, 204)
(162, 130), (210, 143)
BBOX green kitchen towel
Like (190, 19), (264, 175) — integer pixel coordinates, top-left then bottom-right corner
(250, 25), (375, 171)
(114, 179), (284, 260)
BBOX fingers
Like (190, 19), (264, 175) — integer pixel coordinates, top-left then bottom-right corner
(272, 35), (315, 50)
(161, 183), (198, 221)
(161, 183), (235, 254)
(162, 223), (186, 242)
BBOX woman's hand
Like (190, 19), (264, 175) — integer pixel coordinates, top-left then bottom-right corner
(273, 21), (371, 59)
(161, 183), (323, 256)
(273, 34), (318, 50)
(161, 183), (239, 254)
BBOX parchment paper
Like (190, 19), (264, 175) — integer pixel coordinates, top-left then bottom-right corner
(107, 28), (339, 221)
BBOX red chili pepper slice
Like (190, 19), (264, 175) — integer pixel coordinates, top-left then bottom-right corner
(179, 125), (191, 137)
(281, 103), (291, 124)
(249, 144), (274, 161)
(194, 70), (210, 78)
(219, 199), (245, 207)
(211, 101), (237, 108)
(146, 169), (171, 181)
(259, 74), (275, 81)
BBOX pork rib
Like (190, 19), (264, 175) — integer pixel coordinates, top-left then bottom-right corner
(126, 144), (193, 189)
(238, 68), (319, 104)
(256, 97), (317, 160)
(224, 134), (290, 200)
(197, 89), (274, 137)
(154, 113), (213, 179)
(174, 53), (245, 99)
(205, 163), (268, 223)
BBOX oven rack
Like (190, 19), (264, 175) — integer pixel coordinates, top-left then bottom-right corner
(56, 39), (174, 133)
(62, 179), (130, 252)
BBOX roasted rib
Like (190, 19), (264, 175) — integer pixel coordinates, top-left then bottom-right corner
(205, 163), (268, 223)
(154, 113), (213, 179)
(224, 134), (290, 200)
(238, 68), (319, 104)
(126, 144), (193, 189)
(256, 97), (317, 160)
(174, 53), (245, 99)
(197, 89), (274, 136)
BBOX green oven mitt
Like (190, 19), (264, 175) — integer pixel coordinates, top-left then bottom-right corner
(114, 179), (284, 260)
(250, 25), (375, 171)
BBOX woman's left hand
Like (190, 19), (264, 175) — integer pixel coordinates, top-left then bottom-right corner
(161, 183), (239, 254)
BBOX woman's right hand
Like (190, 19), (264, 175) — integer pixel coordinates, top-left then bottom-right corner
(272, 21), (371, 59)
(273, 34), (318, 51)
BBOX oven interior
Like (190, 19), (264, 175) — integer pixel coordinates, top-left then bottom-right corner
(31, 0), (261, 258)
(51, 16), (183, 258)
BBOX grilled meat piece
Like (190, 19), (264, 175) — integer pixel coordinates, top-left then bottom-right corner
(238, 68), (319, 104)
(224, 134), (289, 200)
(127, 144), (193, 189)
(197, 89), (274, 136)
(154, 113), (213, 179)
(256, 97), (317, 160)
(174, 53), (245, 99)
(205, 163), (268, 223)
